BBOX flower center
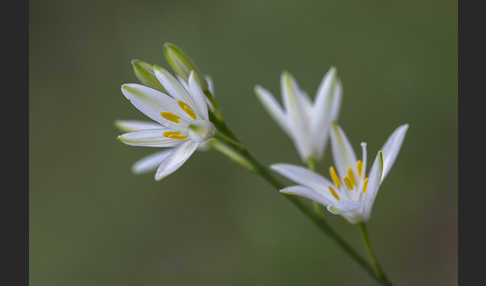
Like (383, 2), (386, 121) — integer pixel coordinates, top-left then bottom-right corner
(327, 160), (369, 199)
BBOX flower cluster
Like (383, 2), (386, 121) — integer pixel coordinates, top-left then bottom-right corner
(116, 43), (408, 224)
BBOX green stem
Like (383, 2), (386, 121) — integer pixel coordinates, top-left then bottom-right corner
(212, 135), (386, 284)
(358, 223), (393, 285)
(205, 90), (391, 284)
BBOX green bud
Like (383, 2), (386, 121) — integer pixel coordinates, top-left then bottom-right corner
(131, 59), (166, 92)
(163, 42), (208, 91)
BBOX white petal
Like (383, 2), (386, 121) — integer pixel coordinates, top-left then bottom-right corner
(155, 140), (199, 180)
(280, 185), (332, 206)
(132, 150), (173, 174)
(117, 129), (187, 147)
(121, 84), (189, 129)
(205, 75), (214, 96)
(254, 85), (292, 137)
(281, 72), (312, 159)
(115, 120), (162, 132)
(331, 201), (362, 213)
(380, 124), (409, 182)
(310, 69), (341, 159)
(153, 66), (200, 119)
(330, 123), (358, 178)
(330, 79), (342, 121)
(188, 71), (209, 120)
(176, 75), (190, 91)
(271, 163), (332, 194)
(362, 151), (384, 220)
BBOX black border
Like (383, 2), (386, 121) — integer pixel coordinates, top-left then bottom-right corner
(459, 0), (486, 284)
(3, 0), (28, 285)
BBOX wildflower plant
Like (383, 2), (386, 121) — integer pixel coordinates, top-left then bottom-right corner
(115, 42), (408, 285)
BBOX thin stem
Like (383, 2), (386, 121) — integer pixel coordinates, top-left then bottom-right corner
(212, 134), (385, 284)
(206, 91), (391, 284)
(358, 223), (393, 285)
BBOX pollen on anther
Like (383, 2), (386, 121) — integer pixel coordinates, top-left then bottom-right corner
(161, 112), (180, 123)
(329, 166), (341, 187)
(343, 177), (353, 190)
(361, 177), (369, 194)
(356, 160), (363, 177)
(163, 130), (188, 139)
(177, 100), (196, 120)
(328, 186), (340, 200)
(347, 168), (357, 186)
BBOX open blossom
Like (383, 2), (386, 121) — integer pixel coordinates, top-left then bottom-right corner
(271, 123), (408, 223)
(116, 67), (215, 181)
(254, 67), (342, 164)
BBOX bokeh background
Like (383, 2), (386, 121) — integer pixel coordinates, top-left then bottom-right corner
(30, 0), (457, 285)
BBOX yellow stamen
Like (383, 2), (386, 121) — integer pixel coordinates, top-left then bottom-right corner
(329, 166), (341, 187)
(356, 160), (363, 178)
(160, 112), (180, 123)
(177, 100), (196, 120)
(328, 186), (340, 200)
(162, 130), (188, 139)
(343, 177), (353, 190)
(347, 168), (357, 186)
(361, 177), (369, 193)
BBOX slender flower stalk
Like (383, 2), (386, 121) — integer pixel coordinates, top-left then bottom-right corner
(358, 222), (390, 283)
(210, 121), (390, 285)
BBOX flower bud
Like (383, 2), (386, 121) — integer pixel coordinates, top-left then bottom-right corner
(163, 43), (208, 91)
(131, 59), (166, 92)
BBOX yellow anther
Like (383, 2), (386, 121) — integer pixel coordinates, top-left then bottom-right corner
(361, 177), (369, 193)
(162, 130), (188, 139)
(356, 160), (363, 178)
(347, 168), (357, 186)
(329, 166), (341, 187)
(160, 112), (180, 123)
(328, 186), (340, 200)
(343, 177), (353, 190)
(177, 100), (196, 120)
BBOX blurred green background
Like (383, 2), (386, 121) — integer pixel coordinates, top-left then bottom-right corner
(30, 0), (457, 285)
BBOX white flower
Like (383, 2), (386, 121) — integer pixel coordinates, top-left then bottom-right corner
(254, 67), (342, 163)
(271, 123), (408, 223)
(116, 67), (215, 181)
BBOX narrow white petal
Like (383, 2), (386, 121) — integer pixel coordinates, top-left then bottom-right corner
(188, 71), (209, 120)
(311, 70), (342, 159)
(115, 120), (162, 132)
(203, 75), (215, 111)
(330, 79), (342, 121)
(205, 75), (215, 96)
(271, 163), (332, 194)
(362, 151), (384, 220)
(380, 124), (409, 182)
(176, 75), (190, 91)
(280, 185), (332, 206)
(330, 123), (358, 178)
(121, 83), (188, 129)
(281, 72), (312, 159)
(155, 140), (199, 180)
(117, 129), (187, 147)
(132, 150), (173, 174)
(312, 67), (337, 122)
(153, 66), (199, 118)
(254, 85), (292, 137)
